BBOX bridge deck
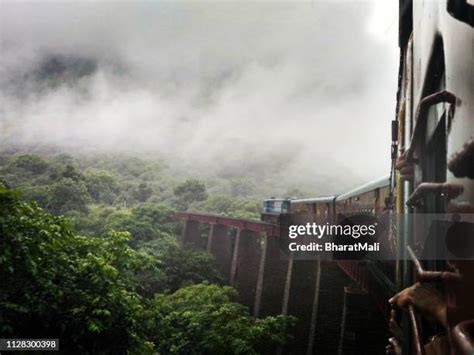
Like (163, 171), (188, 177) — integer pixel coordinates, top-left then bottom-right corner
(175, 211), (280, 236)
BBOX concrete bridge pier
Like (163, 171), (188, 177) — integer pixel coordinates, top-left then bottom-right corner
(256, 234), (290, 317)
(311, 262), (350, 354)
(206, 224), (234, 282)
(181, 220), (201, 248)
(284, 259), (320, 355)
(230, 229), (262, 311)
(338, 286), (369, 355)
(337, 286), (388, 355)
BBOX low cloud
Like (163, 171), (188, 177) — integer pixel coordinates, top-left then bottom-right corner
(0, 0), (399, 195)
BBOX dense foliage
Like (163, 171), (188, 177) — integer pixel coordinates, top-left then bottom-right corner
(0, 150), (296, 353)
(150, 284), (295, 354)
(0, 186), (154, 353)
(0, 151), (263, 219)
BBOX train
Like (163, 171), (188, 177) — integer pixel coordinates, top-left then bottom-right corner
(261, 0), (474, 353)
(262, 175), (391, 221)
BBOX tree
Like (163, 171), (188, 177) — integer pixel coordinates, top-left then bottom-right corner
(47, 178), (90, 214)
(133, 182), (153, 202)
(0, 184), (156, 353)
(230, 178), (256, 199)
(150, 283), (296, 354)
(99, 203), (177, 244)
(158, 246), (224, 292)
(195, 195), (261, 219)
(105, 214), (160, 243)
(84, 169), (120, 204)
(56, 164), (84, 182)
(19, 184), (51, 208)
(0, 185), (296, 354)
(131, 202), (177, 234)
(173, 179), (208, 210)
(10, 153), (49, 174)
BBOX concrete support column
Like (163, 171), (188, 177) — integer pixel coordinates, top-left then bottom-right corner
(253, 233), (267, 317)
(311, 262), (352, 354)
(181, 220), (201, 248)
(256, 234), (290, 317)
(337, 287), (369, 355)
(306, 260), (322, 355)
(231, 229), (262, 311)
(282, 251), (295, 315)
(229, 228), (242, 286)
(206, 224), (216, 253)
(207, 224), (233, 282)
(285, 259), (319, 354)
(283, 260), (347, 354)
(338, 286), (388, 355)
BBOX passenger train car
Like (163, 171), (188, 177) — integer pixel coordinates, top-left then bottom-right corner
(261, 175), (390, 224)
(335, 176), (391, 217)
(290, 196), (336, 223)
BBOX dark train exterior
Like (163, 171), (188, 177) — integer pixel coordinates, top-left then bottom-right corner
(393, 0), (474, 353)
(261, 0), (474, 353)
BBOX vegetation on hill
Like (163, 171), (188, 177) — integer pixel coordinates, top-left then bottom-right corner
(0, 150), (296, 353)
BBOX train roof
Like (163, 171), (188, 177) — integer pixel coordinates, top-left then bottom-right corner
(335, 175), (390, 202)
(291, 196), (336, 204)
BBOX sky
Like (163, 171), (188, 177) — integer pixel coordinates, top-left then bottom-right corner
(0, 0), (399, 195)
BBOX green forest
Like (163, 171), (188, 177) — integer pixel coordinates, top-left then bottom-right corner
(0, 150), (296, 354)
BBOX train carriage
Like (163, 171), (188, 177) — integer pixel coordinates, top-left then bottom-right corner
(290, 196), (336, 223)
(335, 175), (391, 217)
(392, 0), (474, 353)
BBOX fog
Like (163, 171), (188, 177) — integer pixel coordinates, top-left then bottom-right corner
(0, 0), (399, 195)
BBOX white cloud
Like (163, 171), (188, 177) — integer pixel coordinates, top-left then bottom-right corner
(0, 0), (399, 194)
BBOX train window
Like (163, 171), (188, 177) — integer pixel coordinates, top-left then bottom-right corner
(262, 199), (290, 213)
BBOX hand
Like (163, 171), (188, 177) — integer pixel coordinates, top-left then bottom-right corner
(386, 337), (402, 355)
(389, 309), (402, 339)
(395, 150), (414, 180)
(389, 282), (447, 327)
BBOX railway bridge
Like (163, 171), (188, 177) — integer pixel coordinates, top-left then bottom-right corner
(176, 211), (389, 354)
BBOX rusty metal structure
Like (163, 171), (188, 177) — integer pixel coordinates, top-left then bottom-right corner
(176, 0), (473, 353)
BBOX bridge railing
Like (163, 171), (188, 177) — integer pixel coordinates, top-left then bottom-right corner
(175, 211), (280, 236)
